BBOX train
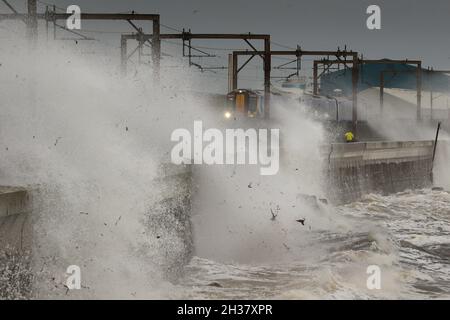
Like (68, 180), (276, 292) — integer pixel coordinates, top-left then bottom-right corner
(224, 89), (265, 120)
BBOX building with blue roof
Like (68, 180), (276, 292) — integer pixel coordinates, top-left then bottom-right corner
(319, 60), (450, 97)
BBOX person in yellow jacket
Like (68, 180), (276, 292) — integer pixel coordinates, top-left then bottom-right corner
(344, 131), (355, 143)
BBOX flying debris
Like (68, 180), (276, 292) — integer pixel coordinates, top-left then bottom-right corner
(54, 137), (62, 146)
(270, 208), (278, 221)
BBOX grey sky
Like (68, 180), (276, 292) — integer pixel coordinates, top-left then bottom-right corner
(3, 1), (450, 88)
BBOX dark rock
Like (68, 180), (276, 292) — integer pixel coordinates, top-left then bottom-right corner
(207, 282), (222, 288)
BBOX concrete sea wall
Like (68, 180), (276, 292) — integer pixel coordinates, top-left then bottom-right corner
(322, 140), (435, 203)
(0, 187), (33, 299)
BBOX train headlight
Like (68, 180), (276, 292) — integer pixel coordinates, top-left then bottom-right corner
(224, 111), (232, 119)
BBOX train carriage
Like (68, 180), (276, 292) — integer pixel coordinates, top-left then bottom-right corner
(225, 89), (265, 120)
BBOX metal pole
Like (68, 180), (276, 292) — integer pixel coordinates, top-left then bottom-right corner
(152, 18), (161, 81)
(335, 98), (339, 121)
(120, 35), (127, 76)
(188, 38), (192, 66)
(432, 121), (441, 165)
(264, 38), (271, 119)
(232, 52), (238, 90)
(227, 54), (233, 93)
(351, 55), (359, 132)
(53, 5), (56, 40)
(417, 62), (422, 120)
(380, 72), (384, 112)
(138, 31), (143, 65)
(430, 90), (433, 121)
(313, 61), (318, 95)
(27, 0), (37, 44)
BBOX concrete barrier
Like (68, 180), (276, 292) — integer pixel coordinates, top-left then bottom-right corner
(0, 186), (33, 299)
(0, 186), (31, 250)
(322, 140), (434, 203)
(433, 141), (450, 190)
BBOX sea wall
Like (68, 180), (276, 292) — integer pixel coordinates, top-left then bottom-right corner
(0, 187), (33, 299)
(322, 140), (435, 203)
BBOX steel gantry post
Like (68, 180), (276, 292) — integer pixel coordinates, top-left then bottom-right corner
(120, 34), (128, 76)
(313, 60), (319, 95)
(152, 17), (160, 80)
(263, 38), (271, 118)
(27, 0), (37, 44)
(417, 61), (422, 120)
(351, 54), (359, 131)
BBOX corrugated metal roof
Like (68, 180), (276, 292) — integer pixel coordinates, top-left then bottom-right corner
(320, 60), (450, 96)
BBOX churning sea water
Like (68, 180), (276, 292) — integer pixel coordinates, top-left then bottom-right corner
(178, 189), (450, 299)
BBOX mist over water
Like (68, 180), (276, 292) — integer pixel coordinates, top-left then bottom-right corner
(184, 89), (450, 298)
(191, 98), (344, 263)
(0, 28), (208, 298)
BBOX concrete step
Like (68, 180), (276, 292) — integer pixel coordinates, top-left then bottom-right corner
(0, 186), (29, 218)
(0, 186), (31, 250)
